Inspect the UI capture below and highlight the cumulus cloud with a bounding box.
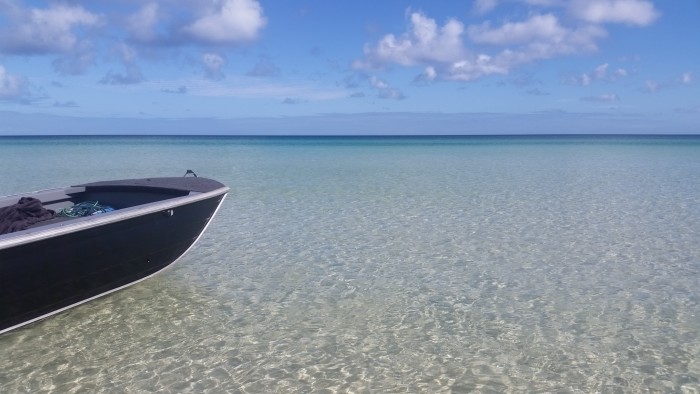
[356,10,612,83]
[414,66,438,84]
[0,3,101,55]
[355,12,466,69]
[468,14,567,45]
[202,52,227,80]
[355,0,660,85]
[458,15,605,79]
[469,14,606,56]
[121,0,268,47]
[569,0,659,26]
[447,55,508,81]
[183,0,267,45]
[355,11,506,82]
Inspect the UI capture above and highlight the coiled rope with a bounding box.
[58,201,114,217]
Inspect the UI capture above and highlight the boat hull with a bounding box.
[0,190,226,334]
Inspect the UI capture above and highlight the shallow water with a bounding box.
[1,136,699,393]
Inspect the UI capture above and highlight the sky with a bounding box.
[0,0,698,135]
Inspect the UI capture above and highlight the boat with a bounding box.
[0,174,228,334]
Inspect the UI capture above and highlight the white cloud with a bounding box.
[424,66,437,80]
[355,12,466,68]
[447,55,508,81]
[183,0,267,44]
[462,18,606,80]
[468,14,568,45]
[469,14,606,56]
[569,0,659,26]
[0,4,101,54]
[356,10,612,83]
[0,65,25,99]
[414,66,438,83]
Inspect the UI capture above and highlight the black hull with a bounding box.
[0,193,225,334]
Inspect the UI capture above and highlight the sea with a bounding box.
[0,135,699,393]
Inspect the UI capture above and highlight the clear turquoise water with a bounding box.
[1,135,699,393]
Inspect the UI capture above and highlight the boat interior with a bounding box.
[0,185,192,234]
[1,177,226,238]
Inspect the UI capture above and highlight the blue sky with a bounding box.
[0,0,698,135]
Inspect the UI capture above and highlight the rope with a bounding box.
[58,201,115,217]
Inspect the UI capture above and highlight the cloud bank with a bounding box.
[0,0,268,80]
[0,3,101,55]
[357,0,659,83]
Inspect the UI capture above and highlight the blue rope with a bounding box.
[58,201,114,217]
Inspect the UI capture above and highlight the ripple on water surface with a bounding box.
[1,136,700,393]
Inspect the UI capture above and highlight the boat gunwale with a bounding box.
[0,185,229,250]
